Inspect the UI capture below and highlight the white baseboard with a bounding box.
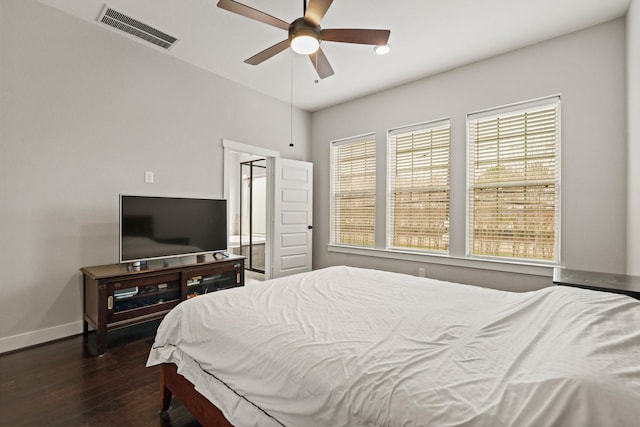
[0,321,84,354]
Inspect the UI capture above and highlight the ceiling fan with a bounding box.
[217,0,391,79]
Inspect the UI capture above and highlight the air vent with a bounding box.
[97,6,178,50]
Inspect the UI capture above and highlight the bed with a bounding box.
[147,265,640,426]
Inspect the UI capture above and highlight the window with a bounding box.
[388,120,450,252]
[330,134,376,247]
[467,96,560,262]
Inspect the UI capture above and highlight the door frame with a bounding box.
[223,139,279,280]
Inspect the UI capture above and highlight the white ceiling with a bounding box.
[39,0,629,112]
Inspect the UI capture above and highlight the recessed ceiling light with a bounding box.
[374,44,391,55]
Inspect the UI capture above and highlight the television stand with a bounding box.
[81,254,245,356]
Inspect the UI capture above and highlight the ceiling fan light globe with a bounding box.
[291,35,320,55]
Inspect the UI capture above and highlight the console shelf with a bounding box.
[81,254,245,355]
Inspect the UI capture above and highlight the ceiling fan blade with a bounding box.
[304,0,333,26]
[309,48,334,79]
[322,28,390,45]
[217,0,289,31]
[245,39,290,65]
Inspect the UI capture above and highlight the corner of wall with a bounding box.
[627,0,640,274]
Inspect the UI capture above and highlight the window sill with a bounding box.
[327,244,557,277]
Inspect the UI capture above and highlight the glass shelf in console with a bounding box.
[186,270,239,299]
[113,280,181,313]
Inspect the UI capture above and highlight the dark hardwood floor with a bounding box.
[0,321,200,427]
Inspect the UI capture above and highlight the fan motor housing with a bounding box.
[288,17,322,43]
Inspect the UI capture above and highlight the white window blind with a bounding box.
[330,134,376,247]
[388,120,450,252]
[467,97,560,262]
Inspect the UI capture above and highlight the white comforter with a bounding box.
[147,266,640,427]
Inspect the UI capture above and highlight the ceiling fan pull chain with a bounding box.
[290,52,295,147]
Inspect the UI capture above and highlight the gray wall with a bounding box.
[0,0,310,351]
[311,19,628,290]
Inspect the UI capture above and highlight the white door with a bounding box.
[270,158,313,279]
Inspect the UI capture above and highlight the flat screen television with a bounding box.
[119,195,227,263]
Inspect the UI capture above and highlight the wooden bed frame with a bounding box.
[160,363,234,427]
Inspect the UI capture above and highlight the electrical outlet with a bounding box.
[144,171,154,183]
[418,267,426,277]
